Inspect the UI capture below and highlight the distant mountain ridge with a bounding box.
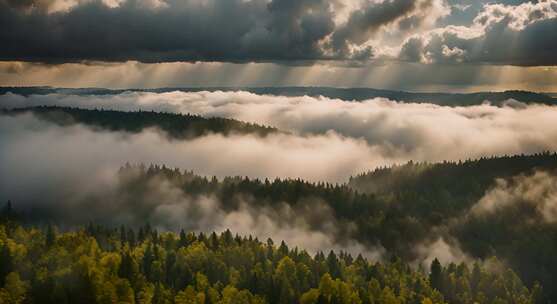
[1,86,556,106]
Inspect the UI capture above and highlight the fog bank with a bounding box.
[3,91,557,164]
[471,170,557,223]
[3,91,557,260]
[0,113,388,257]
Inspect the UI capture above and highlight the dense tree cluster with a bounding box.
[2,107,277,139]
[0,221,539,304]
[348,153,557,301]
[350,152,557,226]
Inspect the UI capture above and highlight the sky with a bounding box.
[1,0,556,92]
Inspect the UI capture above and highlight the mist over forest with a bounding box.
[0,88,556,303]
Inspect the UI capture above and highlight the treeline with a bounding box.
[0,219,540,304]
[349,152,557,219]
[1,107,278,139]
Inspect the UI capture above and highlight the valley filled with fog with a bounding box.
[2,88,557,303]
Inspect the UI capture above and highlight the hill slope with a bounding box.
[1,106,278,139]
[7,152,557,301]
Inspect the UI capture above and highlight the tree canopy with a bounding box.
[0,222,539,304]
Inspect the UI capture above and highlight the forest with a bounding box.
[1,107,277,139]
[2,152,557,303]
[0,213,541,304]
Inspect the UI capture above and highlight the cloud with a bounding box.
[0,113,385,258]
[470,170,557,223]
[3,90,557,164]
[120,173,383,258]
[0,0,336,63]
[330,0,449,58]
[398,0,557,65]
[474,1,557,31]
[414,237,471,268]
[0,112,394,184]
[152,196,384,258]
[0,0,443,63]
[3,91,557,262]
[1,0,555,66]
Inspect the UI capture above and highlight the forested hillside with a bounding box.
[0,216,540,304]
[349,154,557,301]
[1,107,277,139]
[349,153,557,218]
[7,153,556,302]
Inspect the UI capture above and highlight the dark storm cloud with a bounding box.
[0,0,447,63]
[0,0,336,63]
[400,18,557,65]
[0,0,556,65]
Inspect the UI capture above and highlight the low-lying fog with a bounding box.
[2,90,557,260]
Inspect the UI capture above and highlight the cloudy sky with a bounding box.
[1,0,556,91]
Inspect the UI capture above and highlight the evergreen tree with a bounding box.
[0,245,12,285]
[45,224,56,247]
[429,258,442,291]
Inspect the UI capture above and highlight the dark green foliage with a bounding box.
[429,259,442,291]
[45,224,55,247]
[1,201,21,225]
[0,223,538,304]
[0,244,12,286]
[349,153,557,301]
[2,106,277,139]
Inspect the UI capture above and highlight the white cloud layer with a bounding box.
[0,113,386,258]
[3,90,557,166]
[398,0,557,65]
[2,91,557,260]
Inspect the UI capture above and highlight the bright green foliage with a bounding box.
[0,223,538,304]
[0,272,28,304]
